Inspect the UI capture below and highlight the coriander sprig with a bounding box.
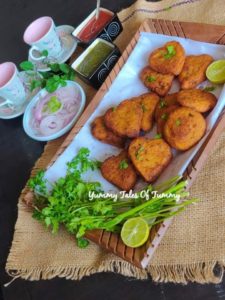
[20,58,75,93]
[29,147,198,248]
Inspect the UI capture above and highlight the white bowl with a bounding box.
[23,81,86,141]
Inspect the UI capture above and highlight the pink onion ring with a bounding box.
[39,115,64,136]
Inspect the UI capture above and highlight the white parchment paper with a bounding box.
[45,32,225,191]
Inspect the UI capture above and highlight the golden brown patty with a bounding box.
[128,137,172,182]
[178,55,214,89]
[155,93,179,121]
[104,99,143,138]
[140,66,174,97]
[91,116,125,148]
[100,150,137,191]
[163,107,206,151]
[149,41,185,75]
[133,93,159,131]
[156,104,180,134]
[177,89,217,113]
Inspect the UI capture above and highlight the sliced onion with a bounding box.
[39,115,64,136]
[34,96,53,121]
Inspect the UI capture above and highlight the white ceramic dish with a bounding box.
[23,81,86,141]
[28,25,77,72]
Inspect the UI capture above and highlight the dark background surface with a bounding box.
[0,0,225,299]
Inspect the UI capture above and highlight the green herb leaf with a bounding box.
[20,61,34,71]
[119,160,129,170]
[154,133,162,139]
[141,103,148,112]
[164,45,176,59]
[41,50,49,57]
[175,119,181,126]
[159,99,167,108]
[135,146,144,160]
[77,237,89,248]
[161,113,168,120]
[49,63,60,73]
[59,63,70,74]
[203,86,216,92]
[147,76,156,82]
[30,79,43,91]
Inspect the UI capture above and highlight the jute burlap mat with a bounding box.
[6,0,225,284]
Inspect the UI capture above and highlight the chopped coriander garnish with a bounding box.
[175,119,181,126]
[112,107,117,112]
[135,145,144,160]
[203,86,216,92]
[161,113,168,120]
[154,133,162,139]
[119,159,129,170]
[164,45,176,59]
[147,76,156,82]
[159,99,167,108]
[141,103,148,112]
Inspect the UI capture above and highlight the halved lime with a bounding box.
[121,217,149,248]
[206,60,225,84]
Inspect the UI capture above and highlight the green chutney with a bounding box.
[76,41,114,77]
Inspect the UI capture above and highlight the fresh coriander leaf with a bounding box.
[69,70,76,81]
[45,80,59,93]
[159,99,167,108]
[41,50,49,57]
[59,80,67,87]
[59,63,70,74]
[135,146,144,160]
[30,79,43,91]
[77,237,89,248]
[39,71,53,79]
[28,170,47,196]
[53,75,60,81]
[141,103,148,112]
[164,45,176,59]
[203,86,216,92]
[161,113,168,120]
[49,63,60,73]
[175,119,181,126]
[147,76,156,82]
[20,61,34,71]
[119,160,129,170]
[154,133,162,139]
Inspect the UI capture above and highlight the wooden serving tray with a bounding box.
[25,19,225,269]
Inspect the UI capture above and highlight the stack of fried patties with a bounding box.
[91,41,217,192]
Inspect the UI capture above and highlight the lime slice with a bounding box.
[121,217,149,248]
[206,60,225,84]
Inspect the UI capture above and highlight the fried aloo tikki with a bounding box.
[91,116,125,148]
[100,150,137,191]
[177,89,217,113]
[164,107,206,151]
[140,66,174,97]
[128,137,172,182]
[178,55,214,89]
[149,41,185,75]
[104,99,143,138]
